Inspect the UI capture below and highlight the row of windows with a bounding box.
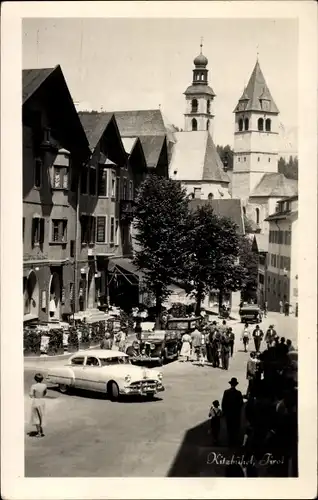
[191,99,211,114]
[237,156,271,163]
[238,117,271,132]
[24,215,120,248]
[191,118,210,131]
[269,230,292,245]
[267,275,289,298]
[34,159,134,200]
[269,253,291,270]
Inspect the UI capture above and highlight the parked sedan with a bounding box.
[45,349,165,401]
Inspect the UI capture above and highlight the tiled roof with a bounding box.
[139,135,166,168]
[78,111,114,150]
[114,109,166,137]
[169,131,229,183]
[234,60,279,113]
[250,173,298,198]
[189,198,245,235]
[22,66,56,103]
[184,84,215,97]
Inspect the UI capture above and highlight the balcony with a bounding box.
[120,199,135,223]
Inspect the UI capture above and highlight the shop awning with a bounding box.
[108,258,144,285]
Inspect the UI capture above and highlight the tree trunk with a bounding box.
[218,289,223,314]
[195,287,203,316]
[155,291,162,330]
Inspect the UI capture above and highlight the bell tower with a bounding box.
[184,41,216,135]
[231,58,280,202]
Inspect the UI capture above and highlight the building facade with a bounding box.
[265,196,298,314]
[23,65,90,323]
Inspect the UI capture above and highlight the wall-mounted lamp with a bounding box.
[35,267,39,271]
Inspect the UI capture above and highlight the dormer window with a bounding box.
[261,100,270,111]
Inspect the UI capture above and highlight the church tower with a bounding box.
[231,59,280,202]
[184,42,216,134]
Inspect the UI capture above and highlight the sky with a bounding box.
[22,17,298,152]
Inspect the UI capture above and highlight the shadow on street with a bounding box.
[47,386,163,403]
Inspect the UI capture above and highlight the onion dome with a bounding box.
[193,53,208,67]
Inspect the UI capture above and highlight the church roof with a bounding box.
[250,173,298,198]
[169,131,229,183]
[23,66,56,103]
[234,60,279,114]
[189,198,245,235]
[114,109,167,137]
[184,84,215,97]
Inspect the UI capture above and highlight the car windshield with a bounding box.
[99,356,130,366]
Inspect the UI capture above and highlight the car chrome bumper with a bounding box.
[121,384,165,395]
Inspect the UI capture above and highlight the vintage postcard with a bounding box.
[1,1,317,499]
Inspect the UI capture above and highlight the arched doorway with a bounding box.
[23,270,39,317]
[87,267,96,309]
[49,272,61,320]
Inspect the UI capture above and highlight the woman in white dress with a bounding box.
[179,333,192,362]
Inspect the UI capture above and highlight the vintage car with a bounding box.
[45,349,164,401]
[166,316,202,349]
[239,304,262,323]
[127,330,179,366]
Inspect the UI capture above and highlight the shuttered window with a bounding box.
[51,219,67,243]
[96,216,106,243]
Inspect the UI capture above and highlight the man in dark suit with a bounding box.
[222,377,243,447]
[265,324,277,347]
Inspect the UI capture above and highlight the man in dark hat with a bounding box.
[265,324,277,348]
[221,377,243,447]
[252,324,264,353]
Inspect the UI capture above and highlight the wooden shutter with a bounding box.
[39,218,45,244]
[96,216,106,243]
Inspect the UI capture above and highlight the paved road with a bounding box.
[24,312,297,477]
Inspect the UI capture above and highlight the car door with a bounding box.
[69,356,86,389]
[81,356,104,392]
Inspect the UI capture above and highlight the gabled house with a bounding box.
[23,64,90,323]
[77,111,147,316]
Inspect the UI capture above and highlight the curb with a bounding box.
[24,344,100,363]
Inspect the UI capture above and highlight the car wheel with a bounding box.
[59,384,69,394]
[108,381,120,402]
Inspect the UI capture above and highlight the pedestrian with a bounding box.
[227,327,235,357]
[100,331,112,350]
[219,320,227,336]
[277,336,289,359]
[241,323,251,352]
[179,332,192,362]
[29,373,47,438]
[220,331,231,370]
[118,329,127,352]
[211,326,221,368]
[208,400,222,444]
[222,377,243,447]
[265,324,277,348]
[286,339,295,352]
[284,301,290,316]
[199,331,207,366]
[279,300,283,314]
[263,301,268,318]
[191,327,202,363]
[246,352,257,398]
[252,324,264,353]
[126,340,140,358]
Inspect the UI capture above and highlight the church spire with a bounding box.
[233,59,279,113]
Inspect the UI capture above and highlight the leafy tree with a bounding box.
[238,236,259,301]
[216,145,234,170]
[181,204,245,315]
[278,156,298,179]
[133,175,189,328]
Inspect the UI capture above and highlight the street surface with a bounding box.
[24,312,297,477]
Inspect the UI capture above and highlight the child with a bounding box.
[208,400,222,444]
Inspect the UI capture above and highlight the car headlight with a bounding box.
[158,372,163,381]
[150,344,156,350]
[124,375,131,383]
